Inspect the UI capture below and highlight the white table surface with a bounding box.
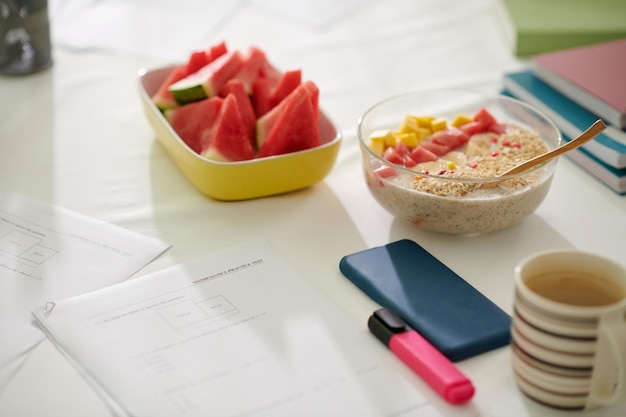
[1,0,625,416]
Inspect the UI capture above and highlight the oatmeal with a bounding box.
[411,126,549,197]
[360,104,559,234]
[366,170,553,234]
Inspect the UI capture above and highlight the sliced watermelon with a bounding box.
[224,46,267,95]
[419,141,450,156]
[220,79,256,149]
[410,146,438,163]
[487,122,507,134]
[383,146,403,165]
[458,121,484,136]
[152,65,188,111]
[251,76,272,118]
[269,69,301,108]
[250,57,284,117]
[169,50,244,104]
[473,108,498,129]
[208,41,228,61]
[403,155,417,168]
[165,96,223,154]
[253,69,304,117]
[186,50,210,74]
[160,45,326,161]
[374,166,397,179]
[302,81,320,127]
[394,140,411,157]
[255,81,320,151]
[256,84,320,158]
[202,94,255,162]
[430,128,470,149]
[259,57,282,88]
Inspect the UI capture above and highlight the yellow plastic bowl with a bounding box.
[138,66,342,201]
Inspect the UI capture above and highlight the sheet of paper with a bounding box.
[0,191,170,391]
[32,240,444,417]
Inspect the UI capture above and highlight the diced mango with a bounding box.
[451,113,473,127]
[369,133,387,149]
[430,117,447,132]
[414,127,431,142]
[384,131,397,147]
[415,115,435,129]
[369,133,386,144]
[398,115,421,134]
[368,139,386,156]
[397,132,418,148]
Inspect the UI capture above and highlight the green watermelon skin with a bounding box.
[256,84,320,158]
[165,97,223,154]
[169,50,244,104]
[152,65,188,111]
[202,94,255,162]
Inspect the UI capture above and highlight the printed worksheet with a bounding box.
[0,191,170,390]
[33,240,442,417]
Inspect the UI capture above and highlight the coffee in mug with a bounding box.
[511,250,626,410]
[525,270,625,307]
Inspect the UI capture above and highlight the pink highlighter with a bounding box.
[368,308,475,405]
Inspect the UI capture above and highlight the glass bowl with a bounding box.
[356,89,562,234]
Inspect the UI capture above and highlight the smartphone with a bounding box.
[339,239,510,362]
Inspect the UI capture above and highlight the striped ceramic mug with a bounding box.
[511,250,626,411]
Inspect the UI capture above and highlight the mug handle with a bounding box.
[587,308,626,408]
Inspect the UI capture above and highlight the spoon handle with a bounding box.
[499,119,606,177]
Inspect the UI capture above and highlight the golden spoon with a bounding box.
[482,119,606,188]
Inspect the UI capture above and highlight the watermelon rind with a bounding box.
[168,83,207,105]
[169,51,243,105]
[151,65,188,111]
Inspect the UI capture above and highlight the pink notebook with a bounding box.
[532,38,626,128]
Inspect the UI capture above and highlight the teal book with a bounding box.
[560,133,626,195]
[497,0,626,56]
[502,69,626,169]
[501,89,626,194]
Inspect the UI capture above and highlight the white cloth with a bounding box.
[1,0,625,416]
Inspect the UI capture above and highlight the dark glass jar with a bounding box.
[0,0,52,75]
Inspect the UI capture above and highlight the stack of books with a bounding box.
[498,0,626,56]
[502,38,626,195]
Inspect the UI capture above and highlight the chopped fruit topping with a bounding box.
[366,107,522,178]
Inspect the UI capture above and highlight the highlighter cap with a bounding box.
[368,308,409,346]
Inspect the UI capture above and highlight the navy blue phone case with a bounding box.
[339,239,511,362]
